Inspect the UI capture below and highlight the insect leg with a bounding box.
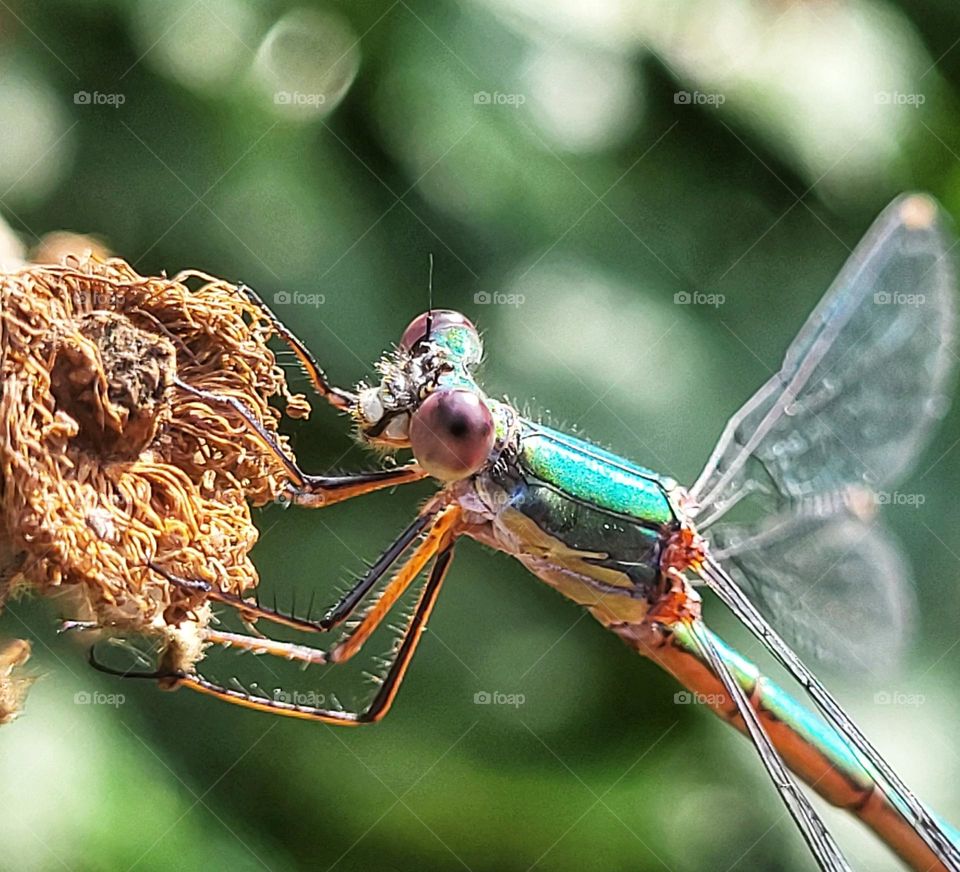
[173,377,426,503]
[237,282,356,411]
[165,504,459,666]
[92,545,456,724]
[152,505,457,633]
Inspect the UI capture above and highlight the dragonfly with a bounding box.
[95,194,960,871]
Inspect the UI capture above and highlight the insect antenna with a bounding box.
[426,252,434,340]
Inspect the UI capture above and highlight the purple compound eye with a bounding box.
[409,389,495,481]
[399,309,476,352]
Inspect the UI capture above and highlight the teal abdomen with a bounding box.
[519,423,677,528]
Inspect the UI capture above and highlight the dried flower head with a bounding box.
[0,255,310,673]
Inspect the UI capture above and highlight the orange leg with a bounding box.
[173,377,426,504]
[237,282,355,412]
[92,543,457,725]
[178,285,427,502]
[187,504,461,668]
[329,505,461,663]
[152,505,449,633]
[91,507,461,724]
[181,545,455,724]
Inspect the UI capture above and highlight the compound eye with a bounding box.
[399,309,476,352]
[409,389,494,481]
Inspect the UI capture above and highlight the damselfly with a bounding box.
[97,194,960,871]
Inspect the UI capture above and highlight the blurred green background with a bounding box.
[3,1,960,870]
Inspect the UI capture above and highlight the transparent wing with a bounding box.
[689,194,956,527]
[688,619,853,872]
[695,548,960,870]
[707,500,915,678]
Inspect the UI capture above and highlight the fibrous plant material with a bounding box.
[0,255,310,677]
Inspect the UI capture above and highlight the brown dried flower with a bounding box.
[0,255,310,676]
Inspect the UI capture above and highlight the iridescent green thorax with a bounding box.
[518,423,677,528]
[468,416,674,611]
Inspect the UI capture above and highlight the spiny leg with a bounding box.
[238,282,355,411]
[202,544,455,723]
[234,284,432,501]
[182,504,459,668]
[285,466,429,509]
[150,504,453,634]
[322,504,459,635]
[328,505,460,662]
[196,504,458,668]
[202,630,329,664]
[93,544,457,724]
[173,377,426,504]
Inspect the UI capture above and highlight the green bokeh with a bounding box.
[2,2,960,870]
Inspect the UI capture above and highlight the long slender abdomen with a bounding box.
[621,619,956,872]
